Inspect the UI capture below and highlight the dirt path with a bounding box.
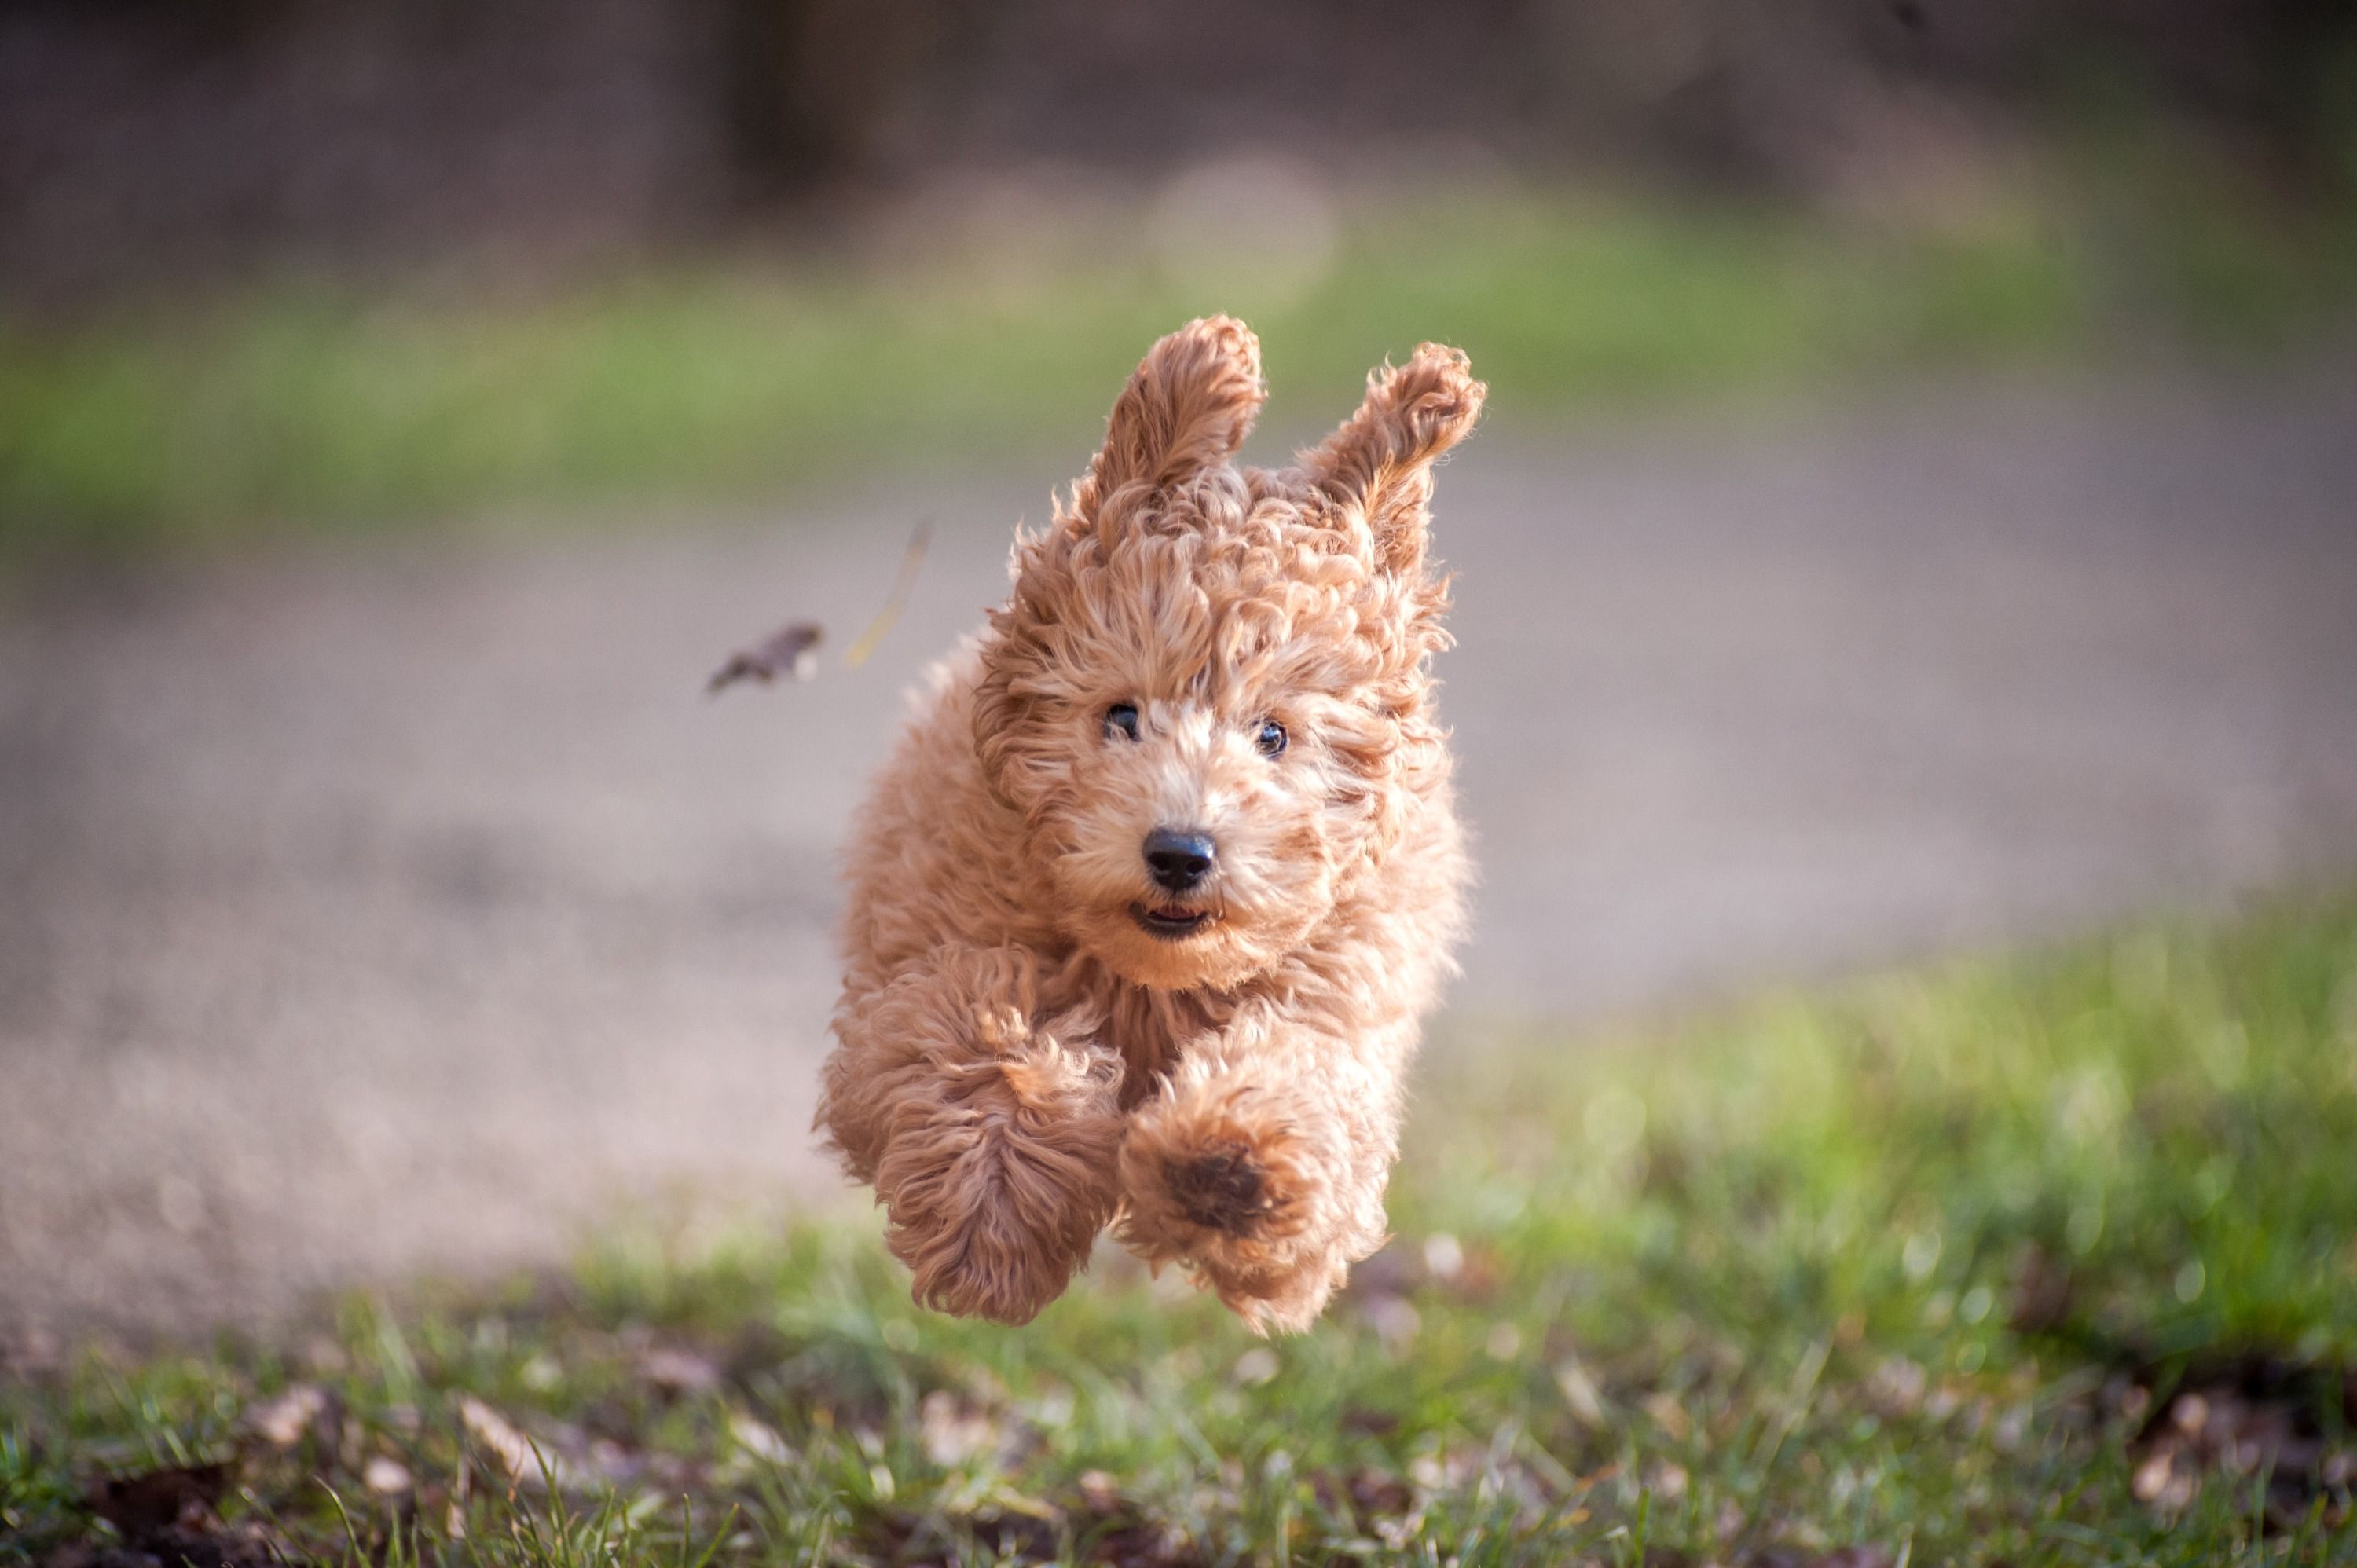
[6,366,2356,1343]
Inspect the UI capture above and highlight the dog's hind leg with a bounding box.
[816,946,1125,1324]
[1114,1005,1413,1334]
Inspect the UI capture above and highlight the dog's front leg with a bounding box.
[816,946,1125,1324]
[1115,1004,1410,1333]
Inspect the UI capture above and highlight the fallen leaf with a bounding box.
[364,1455,413,1496]
[638,1344,721,1395]
[1642,1390,1693,1442]
[61,1522,285,1568]
[244,1383,328,1447]
[1347,1470,1413,1520]
[1076,1467,1123,1514]
[2007,1242,2075,1334]
[585,1437,645,1486]
[918,1387,1003,1467]
[2123,1353,2348,1524]
[2132,1443,2195,1513]
[707,621,822,694]
[727,1410,793,1465]
[1553,1355,1608,1430]
[458,1394,564,1490]
[1864,1357,1928,1419]
[1232,1347,1281,1387]
[1308,1467,1415,1532]
[88,1461,230,1537]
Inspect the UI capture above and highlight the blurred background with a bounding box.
[4,0,2357,1346]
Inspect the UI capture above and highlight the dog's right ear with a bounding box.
[1300,343,1483,577]
[1071,317,1266,523]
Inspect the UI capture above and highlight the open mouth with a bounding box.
[1132,903,1215,940]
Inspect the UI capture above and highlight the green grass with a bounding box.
[6,896,2355,1564]
[5,179,2351,559]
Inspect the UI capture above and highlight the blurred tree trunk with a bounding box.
[718,0,940,195]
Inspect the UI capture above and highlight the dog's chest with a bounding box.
[1069,977,1230,1108]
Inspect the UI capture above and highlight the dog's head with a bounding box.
[973,317,1483,991]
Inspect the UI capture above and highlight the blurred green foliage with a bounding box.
[3,180,2349,559]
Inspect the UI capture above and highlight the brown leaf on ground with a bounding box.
[706,621,822,694]
[242,1382,330,1447]
[636,1343,722,1396]
[86,1461,229,1537]
[46,1522,284,1568]
[2126,1355,2355,1526]
[917,1387,1007,1467]
[2006,1242,2074,1334]
[363,1454,414,1497]
[859,1507,1068,1567]
[458,1394,566,1490]
[1074,1508,1204,1568]
[1075,1468,1123,1515]
[1310,1467,1396,1528]
[1864,1357,1928,1419]
[1050,1472,1204,1567]
[1343,1468,1413,1523]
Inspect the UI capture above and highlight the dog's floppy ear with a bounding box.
[1073,317,1265,518]
[1301,343,1484,574]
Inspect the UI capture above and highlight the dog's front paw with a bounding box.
[871,1035,1124,1325]
[886,1174,1098,1326]
[1116,1083,1350,1333]
[1164,1136,1278,1235]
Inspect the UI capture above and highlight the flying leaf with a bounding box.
[706,621,823,694]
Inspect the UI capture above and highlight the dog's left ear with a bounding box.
[1301,343,1484,575]
[1074,317,1266,522]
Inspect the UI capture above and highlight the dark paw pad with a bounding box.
[1167,1138,1270,1235]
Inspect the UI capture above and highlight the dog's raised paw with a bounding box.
[1165,1138,1274,1235]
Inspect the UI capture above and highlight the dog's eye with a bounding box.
[1105,703,1141,741]
[1254,719,1288,757]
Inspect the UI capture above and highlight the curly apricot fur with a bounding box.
[816,317,1482,1332]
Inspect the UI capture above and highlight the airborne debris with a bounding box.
[706,518,932,694]
[706,621,822,693]
[843,518,932,669]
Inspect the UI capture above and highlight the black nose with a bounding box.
[1143,827,1216,893]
